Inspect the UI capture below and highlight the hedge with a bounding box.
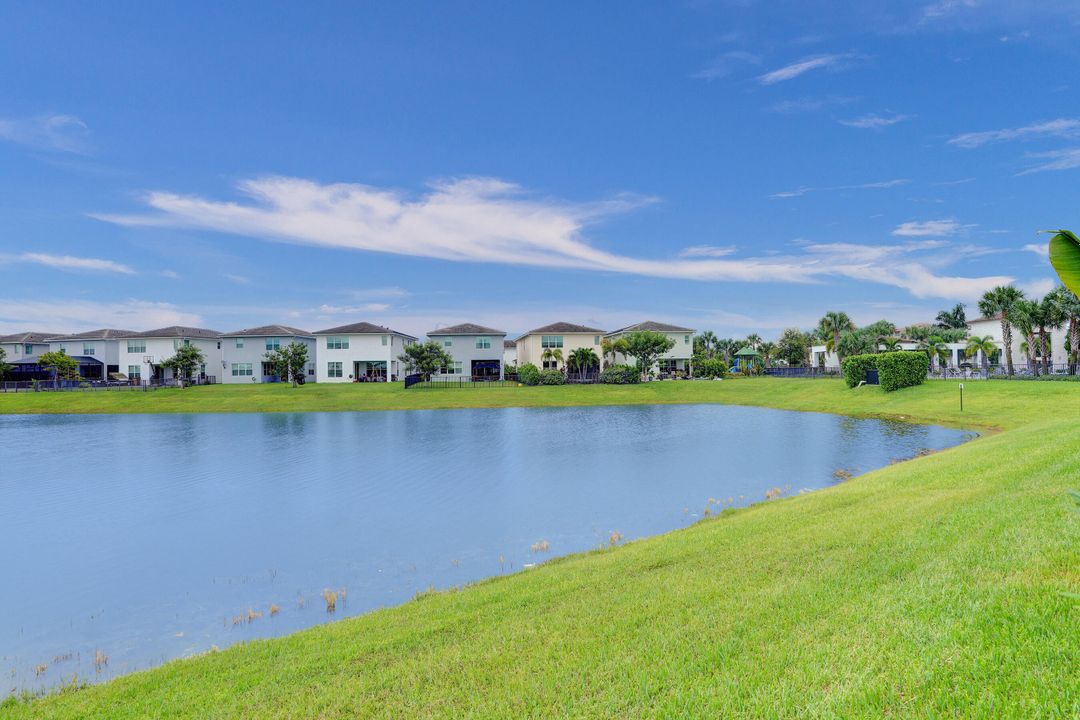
[841,353,879,388]
[599,364,641,384]
[876,351,928,392]
[695,358,729,379]
[517,363,540,386]
[538,369,566,385]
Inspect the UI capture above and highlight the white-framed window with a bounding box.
[307,366,315,376]
[128,365,141,379]
[381,335,388,346]
[442,361,463,375]
[24,343,33,354]
[326,336,348,350]
[83,343,96,355]
[594,336,601,345]
[231,363,254,377]
[127,340,146,353]
[443,338,453,347]
[542,360,560,369]
[235,338,244,349]
[541,335,563,348]
[475,336,491,349]
[684,335,690,345]
[172,339,190,350]
[327,361,343,378]
[59,344,66,352]
[265,337,280,351]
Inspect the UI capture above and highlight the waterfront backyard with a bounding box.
[2,379,1077,717]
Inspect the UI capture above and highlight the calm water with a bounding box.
[0,405,974,694]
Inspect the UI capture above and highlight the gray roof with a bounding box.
[220,324,313,338]
[10,355,101,365]
[503,339,516,349]
[426,323,506,337]
[126,326,221,339]
[606,320,694,335]
[313,321,417,339]
[49,328,137,341]
[517,322,606,340]
[0,331,63,344]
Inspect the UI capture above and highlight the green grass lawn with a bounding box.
[3,379,1078,718]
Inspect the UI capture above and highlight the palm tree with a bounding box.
[745,333,762,351]
[715,338,736,365]
[966,335,997,376]
[1010,299,1041,376]
[978,286,1025,376]
[1047,284,1080,374]
[758,341,775,368]
[920,334,951,378]
[567,347,599,380]
[817,311,855,364]
[1038,293,1066,375]
[934,303,967,329]
[879,336,901,352]
[700,330,718,359]
[541,347,564,370]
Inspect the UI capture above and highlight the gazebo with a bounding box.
[732,346,762,372]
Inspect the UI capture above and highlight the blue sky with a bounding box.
[2,1,1079,338]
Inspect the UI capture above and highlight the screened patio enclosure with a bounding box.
[353,360,387,381]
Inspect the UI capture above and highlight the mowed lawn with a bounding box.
[3,379,1078,718]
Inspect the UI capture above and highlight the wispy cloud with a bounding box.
[0,299,200,335]
[692,51,761,80]
[316,303,393,315]
[1,252,135,274]
[891,219,966,237]
[1017,148,1080,174]
[839,113,912,129]
[160,270,181,279]
[349,287,410,299]
[921,0,980,23]
[95,175,1006,300]
[678,245,737,258]
[223,273,251,285]
[0,114,90,153]
[767,96,853,114]
[948,118,1080,148]
[1022,242,1049,258]
[771,178,908,199]
[758,54,852,85]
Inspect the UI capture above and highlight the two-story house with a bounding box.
[606,321,696,377]
[312,322,417,383]
[514,322,606,370]
[118,326,222,384]
[426,323,507,380]
[219,325,317,383]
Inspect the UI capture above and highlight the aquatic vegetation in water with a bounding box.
[530,540,551,553]
[321,590,337,613]
[608,531,624,547]
[269,603,280,617]
[93,650,108,672]
[765,487,783,500]
[833,468,855,482]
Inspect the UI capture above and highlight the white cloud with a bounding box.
[678,245,737,258]
[316,303,392,315]
[891,219,964,237]
[839,113,911,129]
[948,118,1080,148]
[223,273,251,285]
[0,299,201,335]
[1,252,135,274]
[160,270,181,279]
[95,175,1006,300]
[1017,147,1080,174]
[768,96,853,114]
[758,54,850,85]
[771,178,908,199]
[0,114,90,153]
[921,0,980,22]
[349,287,410,299]
[1022,242,1049,258]
[692,51,761,80]
[1018,277,1056,297]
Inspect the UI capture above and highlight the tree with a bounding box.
[1038,293,1066,374]
[978,285,1025,376]
[622,330,675,379]
[879,336,902,352]
[758,341,776,368]
[398,340,452,381]
[1010,299,1042,376]
[715,338,737,365]
[776,328,811,367]
[935,303,967,329]
[920,334,951,377]
[541,347,564,370]
[745,333,762,351]
[38,349,80,383]
[0,346,9,380]
[264,341,310,387]
[1047,284,1080,375]
[966,335,997,375]
[837,329,875,359]
[161,344,206,386]
[698,330,718,359]
[1047,229,1080,296]
[817,311,855,363]
[567,347,599,380]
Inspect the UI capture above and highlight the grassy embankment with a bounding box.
[3,379,1078,718]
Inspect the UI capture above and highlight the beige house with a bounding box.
[514,322,605,369]
[606,321,695,376]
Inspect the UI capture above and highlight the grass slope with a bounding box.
[4,380,1078,718]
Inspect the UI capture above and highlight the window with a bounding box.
[59,344,66,352]
[327,361,343,378]
[442,361,463,375]
[173,339,191,350]
[235,338,244,349]
[541,335,563,348]
[443,338,453,347]
[475,336,491,349]
[381,335,388,346]
[594,336,601,345]
[24,343,33,354]
[231,363,254,377]
[684,335,690,345]
[127,340,146,353]
[542,360,560,370]
[83,343,96,355]
[307,366,315,376]
[127,365,141,379]
[265,337,280,351]
[326,336,349,350]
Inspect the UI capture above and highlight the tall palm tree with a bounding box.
[699,330,718,359]
[1047,284,1080,375]
[1038,293,1066,374]
[934,303,967,329]
[817,311,855,364]
[920,334,951,378]
[1011,299,1042,376]
[715,338,736,365]
[745,333,762,351]
[966,335,997,376]
[878,336,901,352]
[758,341,775,368]
[978,286,1025,376]
[567,347,599,380]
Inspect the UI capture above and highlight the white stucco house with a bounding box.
[48,329,136,380]
[219,325,317,383]
[503,340,517,373]
[118,326,222,384]
[966,313,1069,371]
[515,322,606,370]
[426,323,507,380]
[312,321,417,383]
[0,331,61,363]
[606,321,696,376]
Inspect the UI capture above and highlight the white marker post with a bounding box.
[959,383,964,412]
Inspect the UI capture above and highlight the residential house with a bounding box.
[118,326,222,384]
[312,322,417,383]
[219,325,317,383]
[48,329,137,380]
[503,340,517,373]
[0,331,61,363]
[606,321,695,376]
[514,322,606,370]
[426,323,507,380]
[967,313,1068,370]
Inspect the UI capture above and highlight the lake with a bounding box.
[0,404,974,694]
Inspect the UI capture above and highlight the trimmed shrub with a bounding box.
[876,351,928,392]
[538,369,565,385]
[695,358,729,379]
[517,363,541,386]
[599,364,641,384]
[841,353,879,388]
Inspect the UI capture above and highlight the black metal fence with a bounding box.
[404,374,520,390]
[764,367,842,378]
[0,376,218,392]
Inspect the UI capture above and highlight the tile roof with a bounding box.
[313,321,417,339]
[48,328,137,341]
[426,323,506,336]
[517,322,606,340]
[220,324,313,338]
[0,331,63,343]
[606,320,695,335]
[503,339,516,349]
[126,326,222,339]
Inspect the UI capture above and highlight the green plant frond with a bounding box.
[1046,230,1080,296]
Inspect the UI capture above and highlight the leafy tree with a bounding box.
[714,338,738,365]
[694,357,728,378]
[0,346,9,380]
[935,303,967,329]
[1047,229,1080,296]
[161,344,206,386]
[758,341,776,368]
[698,330,718,359]
[264,341,310,387]
[837,329,876,359]
[978,285,1025,376]
[776,328,811,367]
[879,336,902,352]
[397,340,452,381]
[920,334,951,377]
[1047,284,1080,374]
[622,330,675,379]
[903,324,932,343]
[861,320,898,339]
[566,347,599,380]
[38,349,80,382]
[744,333,762,351]
[1011,299,1043,376]
[817,311,855,363]
[965,335,997,374]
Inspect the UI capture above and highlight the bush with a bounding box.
[695,358,729,379]
[876,351,928,392]
[517,363,540,386]
[539,369,565,385]
[599,364,641,384]
[841,353,879,388]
